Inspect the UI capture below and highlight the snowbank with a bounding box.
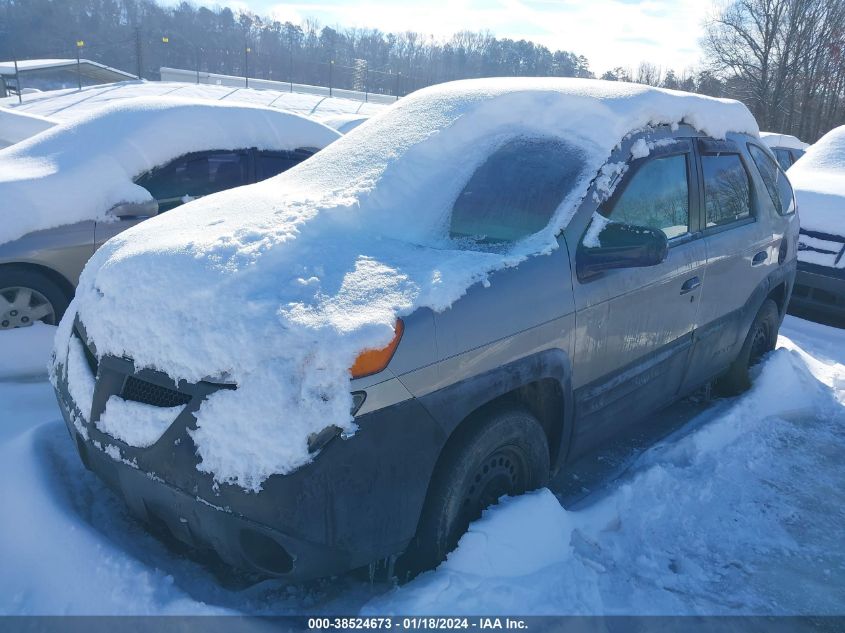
[367,325,845,615]
[0,107,56,147]
[789,125,845,242]
[0,97,340,247]
[0,323,55,380]
[0,80,385,123]
[62,78,759,491]
[759,131,809,151]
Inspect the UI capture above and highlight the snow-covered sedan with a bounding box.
[760,131,809,170]
[0,97,340,329]
[787,125,845,320]
[51,78,798,581]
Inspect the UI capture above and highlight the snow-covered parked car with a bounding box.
[760,131,809,170]
[786,125,845,320]
[0,107,56,149]
[51,78,798,581]
[0,97,340,329]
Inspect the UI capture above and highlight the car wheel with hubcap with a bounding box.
[0,268,70,329]
[395,406,550,581]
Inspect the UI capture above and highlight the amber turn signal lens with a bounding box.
[350,319,405,379]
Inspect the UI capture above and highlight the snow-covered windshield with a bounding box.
[449,137,586,245]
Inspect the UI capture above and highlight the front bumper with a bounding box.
[788,263,845,320]
[53,332,446,580]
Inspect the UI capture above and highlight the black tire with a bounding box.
[714,298,779,396]
[395,406,550,581]
[0,267,71,329]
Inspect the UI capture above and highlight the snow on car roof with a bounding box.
[63,77,759,490]
[0,107,55,148]
[0,96,341,246]
[0,80,385,123]
[759,131,809,151]
[787,125,845,239]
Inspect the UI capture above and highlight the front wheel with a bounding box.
[714,298,779,396]
[395,406,550,581]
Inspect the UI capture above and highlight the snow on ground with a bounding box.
[0,322,54,380]
[1,315,843,615]
[61,78,759,490]
[0,80,385,126]
[0,97,340,246]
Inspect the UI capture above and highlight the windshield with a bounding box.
[449,137,586,245]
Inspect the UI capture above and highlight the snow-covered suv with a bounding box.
[786,125,845,321]
[51,79,799,581]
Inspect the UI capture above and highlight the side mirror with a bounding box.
[107,199,159,219]
[577,221,669,278]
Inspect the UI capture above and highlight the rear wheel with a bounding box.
[395,406,550,581]
[0,268,70,329]
[714,298,779,396]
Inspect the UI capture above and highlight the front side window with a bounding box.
[136,150,250,211]
[702,154,753,228]
[601,153,690,240]
[748,144,795,216]
[449,137,585,244]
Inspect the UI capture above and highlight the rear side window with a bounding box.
[701,154,753,228]
[449,137,585,244]
[601,154,690,239]
[256,148,315,180]
[774,148,793,170]
[136,150,250,211]
[748,144,795,216]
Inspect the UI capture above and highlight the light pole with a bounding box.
[329,59,334,97]
[244,45,250,88]
[75,40,84,90]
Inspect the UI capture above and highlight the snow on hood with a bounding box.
[788,125,845,236]
[0,96,341,246]
[759,131,809,151]
[61,78,759,491]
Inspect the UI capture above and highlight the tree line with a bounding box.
[0,0,842,140]
[0,0,592,97]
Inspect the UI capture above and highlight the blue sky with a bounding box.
[176,0,714,74]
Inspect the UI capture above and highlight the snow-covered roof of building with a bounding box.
[788,126,845,263]
[64,77,760,490]
[0,96,341,246]
[0,58,137,82]
[0,80,385,123]
[759,132,809,151]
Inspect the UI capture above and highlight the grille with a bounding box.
[121,375,192,408]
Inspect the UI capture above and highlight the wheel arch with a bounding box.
[0,261,76,302]
[418,348,575,481]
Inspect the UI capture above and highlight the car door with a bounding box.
[94,149,253,248]
[683,138,780,388]
[569,133,707,450]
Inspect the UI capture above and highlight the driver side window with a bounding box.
[600,153,691,240]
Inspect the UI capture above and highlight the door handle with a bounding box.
[752,251,767,266]
[680,276,701,294]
